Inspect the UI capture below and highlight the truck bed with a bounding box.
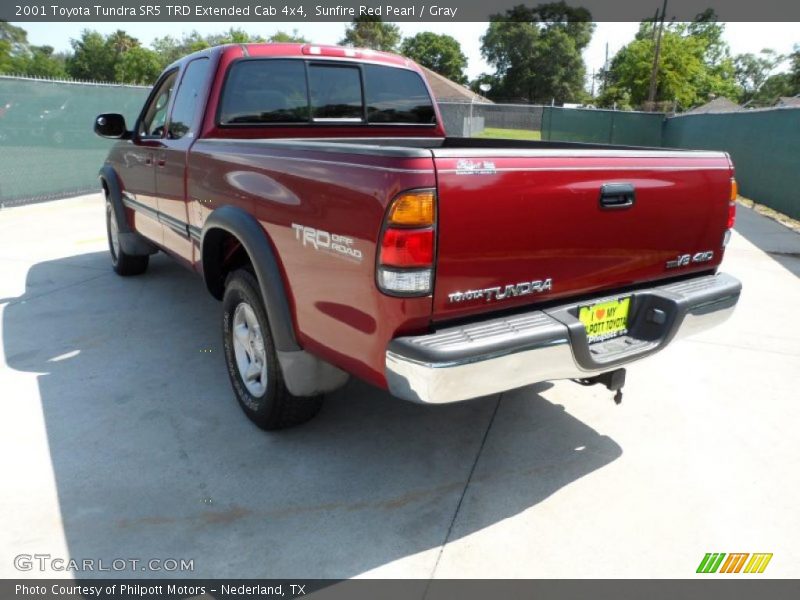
[192,136,732,324]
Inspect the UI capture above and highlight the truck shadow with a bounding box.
[2,251,621,578]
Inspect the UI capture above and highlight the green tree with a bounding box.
[790,44,800,94]
[66,30,117,81]
[750,73,793,105]
[600,14,739,110]
[340,16,401,52]
[204,27,265,47]
[1,22,66,77]
[469,73,500,96]
[151,32,205,69]
[21,46,67,78]
[734,50,785,104]
[115,46,162,84]
[152,29,268,70]
[683,14,738,104]
[268,29,308,43]
[400,32,468,84]
[0,21,28,59]
[480,2,595,103]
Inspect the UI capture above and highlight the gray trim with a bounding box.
[121,194,193,239]
[199,137,728,164]
[545,273,741,371]
[431,148,728,159]
[277,350,349,396]
[120,194,157,220]
[437,166,731,174]
[159,211,190,237]
[386,272,741,404]
[98,166,157,256]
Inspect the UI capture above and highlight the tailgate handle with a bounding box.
[599,183,635,209]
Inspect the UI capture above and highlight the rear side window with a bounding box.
[218,59,436,126]
[219,60,309,124]
[364,64,436,124]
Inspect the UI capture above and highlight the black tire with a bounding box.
[222,269,323,430]
[106,199,149,276]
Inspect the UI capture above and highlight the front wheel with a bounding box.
[222,269,323,430]
[106,199,148,276]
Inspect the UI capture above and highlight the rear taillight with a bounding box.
[377,189,436,296]
[723,177,737,247]
[727,177,737,229]
[380,229,434,267]
[726,201,737,230]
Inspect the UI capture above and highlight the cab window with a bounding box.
[168,58,210,139]
[139,70,178,138]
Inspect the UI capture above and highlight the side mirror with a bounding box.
[94,113,129,139]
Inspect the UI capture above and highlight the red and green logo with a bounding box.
[697,553,773,574]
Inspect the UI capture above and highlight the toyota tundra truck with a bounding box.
[94,43,741,430]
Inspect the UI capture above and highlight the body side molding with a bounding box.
[98,165,158,256]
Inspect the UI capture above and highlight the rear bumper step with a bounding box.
[385,272,741,404]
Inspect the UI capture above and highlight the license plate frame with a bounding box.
[578,297,632,343]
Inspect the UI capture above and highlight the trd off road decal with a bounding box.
[291,224,363,262]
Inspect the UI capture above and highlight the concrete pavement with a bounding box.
[0,194,798,579]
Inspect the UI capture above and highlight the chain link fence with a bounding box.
[0,75,149,207]
[438,102,544,137]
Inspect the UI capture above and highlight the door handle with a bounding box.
[157,159,166,167]
[144,156,152,165]
[599,183,635,209]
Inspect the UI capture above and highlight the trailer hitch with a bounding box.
[573,368,626,404]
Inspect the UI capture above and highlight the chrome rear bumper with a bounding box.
[385,272,741,404]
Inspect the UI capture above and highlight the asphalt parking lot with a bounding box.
[1,193,798,579]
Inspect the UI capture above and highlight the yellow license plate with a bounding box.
[579,297,631,343]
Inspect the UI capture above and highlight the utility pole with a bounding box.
[603,42,609,92]
[651,8,660,42]
[647,0,668,111]
[591,68,595,97]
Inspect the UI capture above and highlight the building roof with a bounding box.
[419,66,492,104]
[686,97,743,114]
[776,96,800,107]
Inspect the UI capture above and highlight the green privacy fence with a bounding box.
[662,109,800,220]
[0,76,149,206]
[541,105,800,220]
[541,106,664,147]
[2,76,798,221]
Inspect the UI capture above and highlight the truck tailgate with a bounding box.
[431,149,733,321]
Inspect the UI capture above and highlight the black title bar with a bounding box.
[5,0,800,22]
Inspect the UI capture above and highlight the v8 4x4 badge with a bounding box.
[666,250,714,269]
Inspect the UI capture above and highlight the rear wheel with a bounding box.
[106,199,149,276]
[222,269,323,430]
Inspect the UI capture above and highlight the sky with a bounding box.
[12,21,800,87]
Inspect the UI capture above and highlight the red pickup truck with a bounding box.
[94,43,741,430]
